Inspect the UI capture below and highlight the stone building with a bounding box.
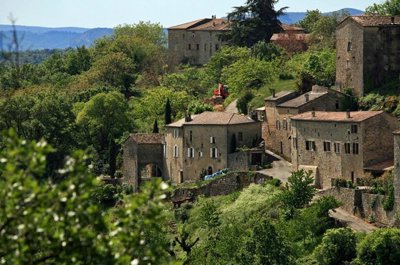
[262,85,345,161]
[336,15,400,97]
[270,24,309,53]
[168,17,229,65]
[122,133,164,192]
[291,111,400,189]
[165,111,262,183]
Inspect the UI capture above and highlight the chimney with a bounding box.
[185,113,192,122]
[270,88,276,98]
[391,16,395,24]
[305,93,309,102]
[312,111,316,117]
[212,15,216,19]
[346,110,351,119]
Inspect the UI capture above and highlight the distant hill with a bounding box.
[0,8,364,51]
[0,25,113,50]
[279,8,364,25]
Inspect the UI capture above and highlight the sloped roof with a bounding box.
[281,24,305,31]
[340,15,400,27]
[265,91,297,101]
[190,18,230,31]
[277,91,328,108]
[168,18,230,31]
[168,18,210,30]
[167,112,256,127]
[129,133,164,144]
[291,111,384,122]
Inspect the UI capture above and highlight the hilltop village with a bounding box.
[123,15,400,225]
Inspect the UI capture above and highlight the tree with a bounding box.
[0,130,172,264]
[152,119,159,133]
[366,0,400,16]
[76,91,133,176]
[224,0,287,47]
[237,90,254,115]
[221,57,278,94]
[357,228,400,265]
[282,169,316,210]
[298,10,323,33]
[313,228,357,265]
[165,98,172,125]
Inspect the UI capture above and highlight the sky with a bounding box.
[0,0,381,28]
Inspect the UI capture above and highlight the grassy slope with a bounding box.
[249,79,297,109]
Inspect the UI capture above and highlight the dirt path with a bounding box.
[224,99,238,113]
[329,208,377,233]
[257,150,292,184]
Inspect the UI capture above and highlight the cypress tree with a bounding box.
[165,98,172,125]
[152,119,159,133]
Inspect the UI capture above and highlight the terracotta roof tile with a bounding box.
[350,15,400,27]
[167,112,256,127]
[281,24,305,31]
[291,111,384,122]
[129,133,164,144]
[190,18,230,31]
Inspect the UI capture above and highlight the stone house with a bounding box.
[122,133,164,192]
[168,16,229,65]
[270,24,309,53]
[262,85,345,161]
[165,111,262,183]
[291,111,400,189]
[336,15,400,97]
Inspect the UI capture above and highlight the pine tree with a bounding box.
[165,98,172,125]
[224,0,287,47]
[153,119,159,133]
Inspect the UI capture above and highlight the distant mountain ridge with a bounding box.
[0,8,363,51]
[279,8,364,24]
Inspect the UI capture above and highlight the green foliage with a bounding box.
[282,170,316,210]
[366,0,400,16]
[199,200,221,230]
[165,98,172,125]
[298,9,323,33]
[187,101,213,114]
[205,46,251,83]
[237,90,255,114]
[224,0,287,47]
[252,41,284,61]
[221,57,278,94]
[357,228,400,265]
[383,183,395,211]
[76,91,133,175]
[313,228,357,265]
[162,66,212,98]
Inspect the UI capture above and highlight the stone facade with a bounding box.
[165,112,261,183]
[262,86,344,161]
[393,131,400,206]
[122,134,164,192]
[168,17,229,65]
[291,111,400,189]
[336,16,400,97]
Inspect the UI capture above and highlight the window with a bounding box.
[335,100,339,110]
[293,137,298,149]
[323,141,331,152]
[210,136,215,144]
[196,44,200,50]
[210,147,218,158]
[276,120,281,130]
[305,140,316,151]
[215,44,219,51]
[353,143,359,155]
[351,124,358,134]
[163,144,166,157]
[238,132,243,141]
[345,143,351,154]
[346,59,350,69]
[173,145,179,158]
[173,129,179,138]
[188,44,191,50]
[283,120,287,130]
[187,147,194,158]
[189,130,193,142]
[347,41,352,51]
[334,143,340,153]
[198,151,203,157]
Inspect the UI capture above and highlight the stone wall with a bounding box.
[319,187,398,225]
[171,172,272,202]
